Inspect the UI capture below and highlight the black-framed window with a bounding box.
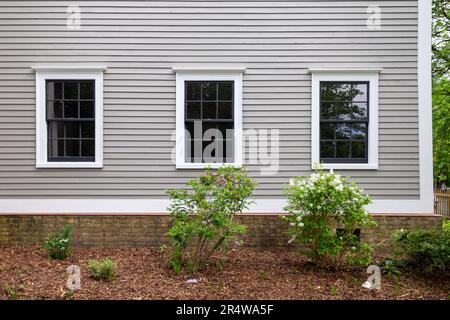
[319,81,369,163]
[46,80,95,162]
[184,81,234,163]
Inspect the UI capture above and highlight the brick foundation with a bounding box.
[0,214,442,253]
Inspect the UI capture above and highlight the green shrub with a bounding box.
[166,166,256,273]
[43,224,72,260]
[283,165,376,269]
[443,219,450,232]
[393,221,450,272]
[87,258,117,281]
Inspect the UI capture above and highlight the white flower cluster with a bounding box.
[292,169,345,192]
[329,169,344,191]
[289,211,305,228]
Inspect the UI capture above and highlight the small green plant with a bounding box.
[3,284,19,300]
[259,270,269,281]
[352,277,362,286]
[381,259,402,280]
[166,166,256,273]
[393,222,450,272]
[330,286,338,295]
[43,224,72,260]
[87,258,117,281]
[283,165,377,269]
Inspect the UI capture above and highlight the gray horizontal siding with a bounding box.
[0,0,420,199]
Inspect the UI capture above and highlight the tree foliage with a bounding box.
[432,0,450,186]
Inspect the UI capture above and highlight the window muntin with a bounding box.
[46,80,95,162]
[319,81,369,163]
[184,81,234,163]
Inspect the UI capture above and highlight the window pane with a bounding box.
[218,122,234,140]
[186,102,201,119]
[81,122,95,138]
[320,123,334,140]
[186,82,201,100]
[185,121,194,140]
[202,102,217,119]
[80,81,94,99]
[353,103,367,120]
[64,101,78,118]
[335,102,352,121]
[46,81,62,100]
[321,83,352,101]
[186,139,203,163]
[352,84,367,101]
[336,141,350,158]
[185,121,202,162]
[202,122,218,139]
[80,101,94,118]
[47,101,63,119]
[320,141,334,158]
[65,123,80,139]
[202,82,217,100]
[218,102,233,119]
[81,140,95,157]
[335,123,351,140]
[202,140,217,161]
[65,140,80,157]
[64,81,78,99]
[224,139,234,163]
[320,102,336,119]
[352,141,366,159]
[49,139,65,157]
[48,122,64,139]
[218,82,233,100]
[351,123,366,140]
[320,83,335,101]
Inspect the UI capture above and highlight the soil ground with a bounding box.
[0,246,448,300]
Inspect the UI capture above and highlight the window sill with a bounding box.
[36,162,103,169]
[176,162,242,169]
[318,163,378,170]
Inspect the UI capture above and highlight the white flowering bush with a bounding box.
[283,166,376,269]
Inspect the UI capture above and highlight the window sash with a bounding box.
[184,81,235,163]
[319,81,369,163]
[45,80,96,162]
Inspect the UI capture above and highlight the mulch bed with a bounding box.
[0,246,448,300]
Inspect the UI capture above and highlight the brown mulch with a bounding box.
[0,246,448,300]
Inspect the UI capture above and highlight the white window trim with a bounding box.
[173,67,244,169]
[33,66,106,168]
[309,69,381,170]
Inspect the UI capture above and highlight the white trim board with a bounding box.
[34,68,105,168]
[174,68,244,169]
[309,71,379,170]
[0,198,431,214]
[417,0,434,214]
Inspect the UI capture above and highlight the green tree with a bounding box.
[432,0,450,186]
